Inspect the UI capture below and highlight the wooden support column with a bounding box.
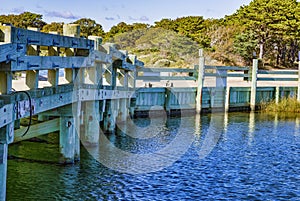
[275,86,280,104]
[216,69,227,88]
[48,37,60,87]
[26,27,40,90]
[88,36,102,51]
[196,49,205,114]
[103,99,119,132]
[124,71,129,90]
[63,24,80,84]
[88,36,104,86]
[118,98,128,122]
[26,70,39,89]
[63,24,80,37]
[82,101,100,146]
[298,51,300,102]
[82,61,101,146]
[48,69,59,87]
[0,122,14,200]
[250,59,258,111]
[0,72,12,94]
[111,62,118,89]
[59,116,76,163]
[27,27,40,56]
[225,86,231,112]
[0,143,8,201]
[86,64,101,86]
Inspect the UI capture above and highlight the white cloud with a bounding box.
[45,11,81,20]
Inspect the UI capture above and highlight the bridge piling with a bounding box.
[59,116,77,163]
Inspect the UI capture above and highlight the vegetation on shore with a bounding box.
[1,0,300,68]
[262,97,300,113]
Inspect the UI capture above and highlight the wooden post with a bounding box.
[88,36,102,51]
[0,68,14,201]
[298,51,300,102]
[103,100,119,132]
[124,71,129,90]
[26,70,39,89]
[275,86,280,104]
[111,61,119,89]
[82,101,100,146]
[0,72,12,94]
[83,62,101,146]
[59,116,76,163]
[225,86,230,112]
[48,70,59,87]
[130,55,138,90]
[0,120,14,200]
[216,69,227,88]
[27,27,40,56]
[63,24,80,37]
[0,143,7,201]
[48,34,60,86]
[196,49,205,114]
[63,24,80,84]
[88,36,103,86]
[118,98,128,122]
[250,59,258,111]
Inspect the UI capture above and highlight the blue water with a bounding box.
[7,112,300,200]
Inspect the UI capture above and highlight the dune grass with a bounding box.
[262,97,300,113]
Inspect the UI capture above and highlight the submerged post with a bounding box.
[250,59,258,111]
[196,49,205,114]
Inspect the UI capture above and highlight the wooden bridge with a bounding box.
[0,24,300,200]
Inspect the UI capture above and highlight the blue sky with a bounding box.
[0,0,252,31]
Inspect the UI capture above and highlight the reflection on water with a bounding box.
[7,112,300,200]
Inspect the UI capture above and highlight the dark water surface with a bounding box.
[7,112,300,200]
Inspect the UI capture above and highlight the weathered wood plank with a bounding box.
[0,26,94,49]
[137,87,166,93]
[258,70,298,75]
[136,76,196,81]
[103,44,125,61]
[257,77,298,82]
[13,118,59,142]
[140,67,195,73]
[205,65,249,71]
[0,104,14,129]
[9,56,91,71]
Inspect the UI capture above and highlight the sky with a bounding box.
[0,0,252,31]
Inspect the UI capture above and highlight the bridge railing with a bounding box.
[0,24,144,142]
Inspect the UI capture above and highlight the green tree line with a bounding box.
[1,0,299,68]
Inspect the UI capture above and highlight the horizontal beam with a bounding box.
[4,51,112,71]
[9,56,88,71]
[136,76,196,81]
[14,118,60,142]
[139,67,195,73]
[102,44,125,61]
[257,77,298,82]
[136,87,166,93]
[258,70,298,75]
[0,25,94,49]
[205,65,249,71]
[204,73,249,78]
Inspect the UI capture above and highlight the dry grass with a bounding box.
[262,97,300,113]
